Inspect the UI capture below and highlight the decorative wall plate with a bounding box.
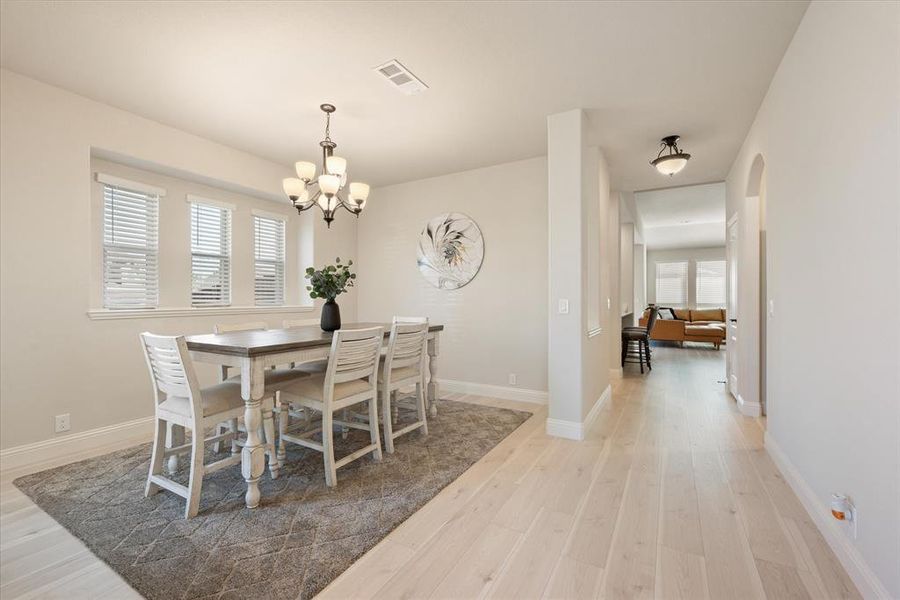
[416,212,484,289]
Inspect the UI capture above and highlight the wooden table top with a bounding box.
[185,322,444,357]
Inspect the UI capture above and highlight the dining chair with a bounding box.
[380,319,429,453]
[277,327,384,486]
[140,332,279,518]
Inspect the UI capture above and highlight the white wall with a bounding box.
[726,2,899,596]
[0,69,357,450]
[356,157,548,395]
[646,246,727,308]
[547,109,615,434]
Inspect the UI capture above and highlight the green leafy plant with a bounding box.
[305,257,356,301]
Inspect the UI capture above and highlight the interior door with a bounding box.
[726,215,739,399]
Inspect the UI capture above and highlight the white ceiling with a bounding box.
[635,182,726,249]
[0,1,807,190]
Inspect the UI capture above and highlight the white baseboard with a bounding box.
[0,416,154,477]
[737,393,762,417]
[438,379,548,405]
[546,385,611,441]
[765,433,891,599]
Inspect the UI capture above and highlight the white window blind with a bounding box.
[696,260,726,307]
[102,184,159,309]
[655,261,688,306]
[254,214,285,306]
[191,202,231,306]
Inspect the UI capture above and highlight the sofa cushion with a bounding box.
[673,308,691,321]
[685,324,726,340]
[690,308,725,322]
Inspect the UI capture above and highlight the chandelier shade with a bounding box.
[650,135,691,176]
[282,104,369,227]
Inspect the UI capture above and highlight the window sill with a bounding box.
[87,305,315,321]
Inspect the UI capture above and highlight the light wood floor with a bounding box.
[0,345,859,599]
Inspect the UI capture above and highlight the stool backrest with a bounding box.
[326,327,384,386]
[646,305,660,334]
[384,320,429,379]
[140,332,202,421]
[215,321,266,334]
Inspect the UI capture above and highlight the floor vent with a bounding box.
[373,59,428,95]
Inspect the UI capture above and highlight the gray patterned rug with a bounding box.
[14,398,531,600]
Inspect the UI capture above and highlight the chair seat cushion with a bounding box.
[622,329,649,341]
[379,365,420,383]
[280,375,372,402]
[292,359,328,375]
[259,368,312,389]
[159,380,244,419]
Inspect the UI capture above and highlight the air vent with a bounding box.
[373,59,428,96]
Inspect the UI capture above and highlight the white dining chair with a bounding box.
[277,327,384,486]
[140,332,280,518]
[380,319,430,453]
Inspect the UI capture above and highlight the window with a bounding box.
[102,182,159,309]
[655,261,688,306]
[254,213,285,306]
[696,260,726,307]
[190,200,232,306]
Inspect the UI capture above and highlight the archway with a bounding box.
[738,154,767,417]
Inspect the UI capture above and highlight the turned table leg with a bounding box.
[426,334,440,417]
[240,358,266,509]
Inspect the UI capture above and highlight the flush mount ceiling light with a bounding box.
[282,104,370,228]
[651,135,692,176]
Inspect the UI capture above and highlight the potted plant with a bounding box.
[305,258,356,331]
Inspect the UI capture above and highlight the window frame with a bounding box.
[189,196,234,307]
[655,260,689,307]
[99,174,163,310]
[695,259,727,308]
[253,210,287,307]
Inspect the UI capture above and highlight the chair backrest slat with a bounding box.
[384,320,428,381]
[325,327,384,388]
[140,333,203,420]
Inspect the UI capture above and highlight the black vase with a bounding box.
[320,298,341,332]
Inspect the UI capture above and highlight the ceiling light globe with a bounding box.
[654,156,689,176]
[295,161,316,181]
[326,156,347,176]
[282,177,305,199]
[349,182,370,202]
[318,174,341,195]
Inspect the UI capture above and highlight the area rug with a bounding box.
[14,398,531,600]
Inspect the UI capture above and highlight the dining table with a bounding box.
[183,322,444,509]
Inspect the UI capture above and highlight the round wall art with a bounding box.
[416,212,484,290]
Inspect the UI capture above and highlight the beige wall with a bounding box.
[725,2,899,595]
[0,69,357,449]
[356,157,548,394]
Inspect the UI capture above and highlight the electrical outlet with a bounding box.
[607,297,611,310]
[768,299,775,317]
[54,413,71,433]
[558,299,569,314]
[508,373,517,385]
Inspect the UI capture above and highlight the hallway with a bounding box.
[322,344,859,599]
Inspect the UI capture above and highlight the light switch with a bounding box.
[607,298,611,310]
[558,299,569,314]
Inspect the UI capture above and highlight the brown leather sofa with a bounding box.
[638,308,727,349]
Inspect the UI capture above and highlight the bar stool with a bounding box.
[622,306,659,374]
